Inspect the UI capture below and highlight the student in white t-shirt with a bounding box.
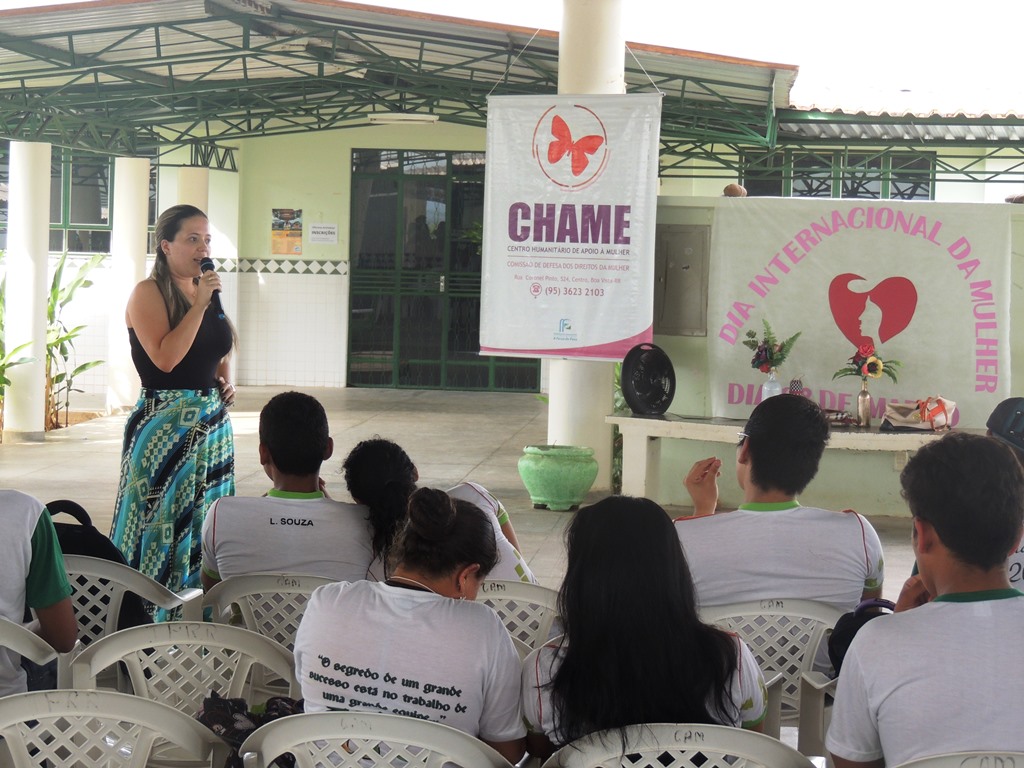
[200,391,374,589]
[522,496,766,763]
[678,394,884,613]
[905,397,1024,587]
[342,438,534,582]
[0,491,77,696]
[294,487,526,764]
[827,432,1024,767]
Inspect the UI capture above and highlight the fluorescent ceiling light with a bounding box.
[367,113,439,125]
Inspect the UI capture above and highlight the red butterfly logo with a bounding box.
[547,115,604,177]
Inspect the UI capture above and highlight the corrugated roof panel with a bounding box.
[779,107,1024,144]
[21,0,1020,155]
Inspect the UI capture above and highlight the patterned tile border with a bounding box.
[238,258,347,275]
[40,254,347,276]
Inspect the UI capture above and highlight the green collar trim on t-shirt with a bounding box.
[737,500,801,512]
[933,588,1024,603]
[266,489,324,500]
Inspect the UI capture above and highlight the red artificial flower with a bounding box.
[759,363,771,373]
[858,342,875,358]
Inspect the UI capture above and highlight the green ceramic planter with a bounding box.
[518,444,599,511]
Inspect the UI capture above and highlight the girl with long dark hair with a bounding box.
[522,496,766,760]
[342,437,535,582]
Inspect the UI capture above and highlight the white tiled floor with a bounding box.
[9,386,914,599]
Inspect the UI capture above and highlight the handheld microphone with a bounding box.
[199,257,226,320]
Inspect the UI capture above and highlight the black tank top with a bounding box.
[129,305,233,389]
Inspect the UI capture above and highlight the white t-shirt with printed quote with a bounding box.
[294,580,526,744]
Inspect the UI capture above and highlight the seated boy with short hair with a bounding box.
[200,391,374,589]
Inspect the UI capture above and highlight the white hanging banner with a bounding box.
[708,198,1011,428]
[480,93,662,360]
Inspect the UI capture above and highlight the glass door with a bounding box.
[348,149,538,391]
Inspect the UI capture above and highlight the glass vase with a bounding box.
[857,379,873,427]
[761,367,784,400]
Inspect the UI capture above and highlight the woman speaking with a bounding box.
[110,204,236,615]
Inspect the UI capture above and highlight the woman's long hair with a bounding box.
[549,496,740,745]
[342,438,418,561]
[151,204,207,329]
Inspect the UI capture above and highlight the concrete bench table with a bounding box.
[607,414,954,501]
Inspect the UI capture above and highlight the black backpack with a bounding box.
[21,500,155,690]
[827,597,896,674]
[45,499,154,632]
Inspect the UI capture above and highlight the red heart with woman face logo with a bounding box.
[828,273,918,347]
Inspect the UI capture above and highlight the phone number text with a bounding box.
[543,287,606,297]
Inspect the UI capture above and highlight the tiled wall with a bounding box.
[235,259,349,387]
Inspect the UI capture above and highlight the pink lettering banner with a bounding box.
[709,198,1010,427]
[480,94,662,359]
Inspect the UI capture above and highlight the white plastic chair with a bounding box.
[0,615,59,695]
[63,554,204,642]
[541,722,816,768]
[71,621,298,766]
[61,554,205,689]
[0,616,58,668]
[0,689,230,767]
[71,620,298,710]
[700,599,844,757]
[203,573,335,650]
[476,579,560,654]
[204,573,334,697]
[239,710,515,768]
[894,753,1024,768]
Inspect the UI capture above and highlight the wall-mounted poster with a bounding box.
[272,208,303,255]
[480,93,662,360]
[707,198,1011,427]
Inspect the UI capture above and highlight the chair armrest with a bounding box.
[801,671,835,693]
[177,588,205,621]
[763,671,783,739]
[0,618,57,666]
[797,671,836,757]
[56,638,83,690]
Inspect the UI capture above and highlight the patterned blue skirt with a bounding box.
[111,388,235,618]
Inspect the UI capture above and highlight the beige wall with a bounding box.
[650,198,1024,514]
[237,124,486,267]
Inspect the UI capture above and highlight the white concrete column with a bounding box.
[175,166,210,212]
[106,156,150,411]
[558,0,626,94]
[547,0,625,489]
[3,142,51,441]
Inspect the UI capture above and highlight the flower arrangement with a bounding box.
[833,342,901,383]
[742,319,802,373]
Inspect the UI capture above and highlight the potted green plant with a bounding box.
[45,252,105,429]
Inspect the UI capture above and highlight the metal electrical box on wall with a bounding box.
[653,223,710,336]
